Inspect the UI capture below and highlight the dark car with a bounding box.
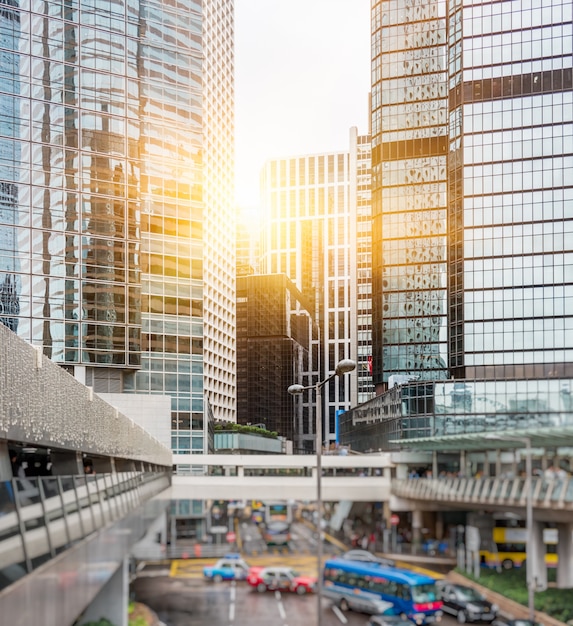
[341,549,395,568]
[437,581,499,623]
[368,616,417,626]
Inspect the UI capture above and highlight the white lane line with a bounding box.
[229,581,236,622]
[230,581,236,601]
[275,590,287,621]
[332,605,348,624]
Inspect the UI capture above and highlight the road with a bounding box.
[131,520,460,626]
[132,574,462,626]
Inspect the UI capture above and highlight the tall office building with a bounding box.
[371,0,572,386]
[0,0,235,456]
[371,0,449,392]
[236,273,316,450]
[447,0,572,380]
[260,128,371,448]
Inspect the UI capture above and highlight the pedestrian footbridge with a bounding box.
[170,453,394,501]
[391,476,573,523]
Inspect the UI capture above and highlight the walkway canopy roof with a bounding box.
[391,425,573,452]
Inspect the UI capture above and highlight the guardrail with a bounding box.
[392,477,573,511]
[0,470,170,591]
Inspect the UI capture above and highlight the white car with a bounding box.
[203,557,250,582]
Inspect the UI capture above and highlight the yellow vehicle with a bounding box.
[480,525,557,570]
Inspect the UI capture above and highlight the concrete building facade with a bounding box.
[259,128,372,448]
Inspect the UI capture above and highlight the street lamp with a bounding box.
[484,434,534,621]
[288,358,356,626]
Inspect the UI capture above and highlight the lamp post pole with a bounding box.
[485,434,534,620]
[288,358,356,626]
[315,379,324,625]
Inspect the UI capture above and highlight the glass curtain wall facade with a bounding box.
[0,0,235,457]
[0,0,142,366]
[236,273,315,450]
[448,0,573,379]
[123,0,206,456]
[371,0,449,391]
[260,130,369,447]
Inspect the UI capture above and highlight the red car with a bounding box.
[247,566,317,595]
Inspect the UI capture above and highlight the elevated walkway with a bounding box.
[391,476,573,522]
[171,452,394,500]
[0,471,170,623]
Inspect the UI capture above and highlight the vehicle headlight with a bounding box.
[491,604,499,613]
[466,604,481,613]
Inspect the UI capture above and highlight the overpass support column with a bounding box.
[78,558,128,626]
[529,520,547,591]
[0,440,13,480]
[412,509,422,548]
[556,522,573,588]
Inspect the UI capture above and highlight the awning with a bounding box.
[390,425,573,451]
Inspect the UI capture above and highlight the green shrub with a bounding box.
[214,422,279,439]
[458,568,573,622]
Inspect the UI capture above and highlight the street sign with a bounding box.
[390,514,400,526]
[226,531,236,543]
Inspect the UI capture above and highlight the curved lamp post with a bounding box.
[288,358,356,626]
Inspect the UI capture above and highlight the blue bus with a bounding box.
[323,559,443,623]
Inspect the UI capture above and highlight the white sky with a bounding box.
[234,0,371,211]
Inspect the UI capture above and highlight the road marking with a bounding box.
[229,581,236,622]
[276,592,286,620]
[332,605,348,624]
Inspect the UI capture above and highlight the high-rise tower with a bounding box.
[0,0,236,457]
[371,0,572,388]
[447,0,573,380]
[371,0,450,390]
[260,128,371,448]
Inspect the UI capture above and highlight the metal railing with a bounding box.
[0,470,170,590]
[392,476,573,510]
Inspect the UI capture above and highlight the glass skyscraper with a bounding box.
[447,0,572,380]
[371,0,449,391]
[371,0,571,386]
[0,0,235,456]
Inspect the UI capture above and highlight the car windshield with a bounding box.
[412,583,439,603]
[456,587,484,602]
